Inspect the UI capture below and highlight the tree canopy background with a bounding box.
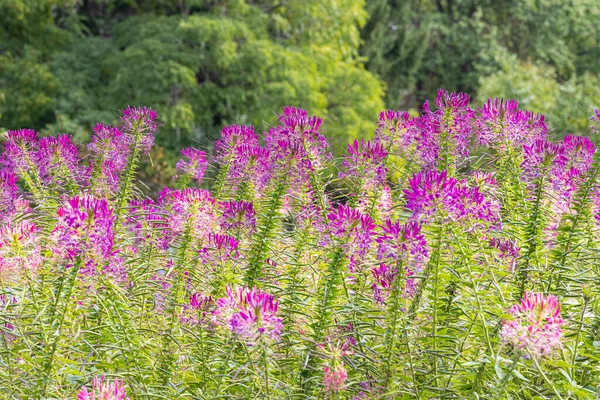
[2,0,599,180]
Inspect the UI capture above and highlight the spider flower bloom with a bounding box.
[500,292,563,358]
[0,170,19,218]
[377,221,428,269]
[327,205,376,271]
[176,147,207,184]
[182,293,214,325]
[35,134,85,190]
[404,169,497,224]
[374,110,411,149]
[476,98,547,149]
[87,124,130,196]
[339,139,388,192]
[160,188,215,239]
[218,200,256,236]
[52,196,115,269]
[521,138,563,183]
[214,286,283,342]
[489,237,520,271]
[323,365,348,393]
[265,107,331,183]
[127,199,170,251]
[0,221,41,284]
[2,129,39,173]
[214,124,259,162]
[410,89,474,169]
[551,135,596,200]
[77,376,130,400]
[230,144,272,195]
[120,106,157,155]
[199,233,239,264]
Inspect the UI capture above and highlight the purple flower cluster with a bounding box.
[371,221,428,303]
[199,233,239,265]
[1,129,39,173]
[501,292,563,358]
[0,221,42,284]
[78,376,130,400]
[160,188,215,240]
[36,134,85,189]
[339,139,388,192]
[0,171,21,222]
[218,201,256,236]
[51,196,116,271]
[214,286,283,342]
[374,110,411,149]
[476,98,547,149]
[177,147,208,184]
[265,107,331,184]
[326,205,377,271]
[87,123,130,197]
[121,106,157,155]
[404,170,497,224]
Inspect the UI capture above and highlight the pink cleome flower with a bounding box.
[323,365,348,393]
[77,376,130,400]
[214,286,283,342]
[500,292,563,358]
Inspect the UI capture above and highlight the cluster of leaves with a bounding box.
[2,91,600,398]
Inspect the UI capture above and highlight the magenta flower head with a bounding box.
[214,124,259,164]
[128,198,170,251]
[199,233,239,264]
[323,365,348,393]
[327,204,376,271]
[377,221,428,269]
[489,237,520,271]
[0,170,20,219]
[121,106,157,155]
[176,147,208,184]
[52,196,115,269]
[231,144,273,196]
[181,293,214,325]
[374,110,411,149]
[160,188,215,239]
[214,285,283,343]
[371,221,427,303]
[265,107,331,182]
[36,134,85,190]
[0,221,41,284]
[521,137,562,183]
[412,89,475,168]
[500,292,563,358]
[550,135,596,199]
[218,200,256,236]
[476,98,547,149]
[339,139,388,192]
[87,123,130,197]
[77,376,130,400]
[435,89,470,110]
[404,169,498,224]
[2,129,39,173]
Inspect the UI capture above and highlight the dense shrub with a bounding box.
[1,92,600,398]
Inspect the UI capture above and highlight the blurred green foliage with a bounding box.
[361,0,600,136]
[1,0,383,155]
[1,0,599,160]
